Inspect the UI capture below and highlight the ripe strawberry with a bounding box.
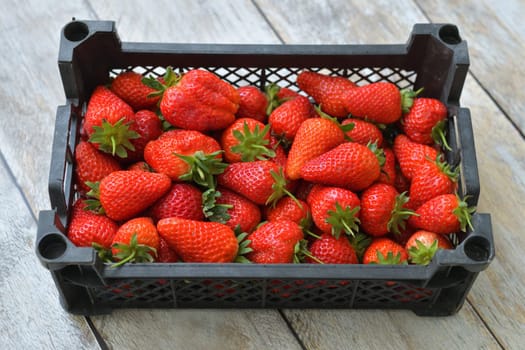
[95,170,171,221]
[157,217,239,263]
[360,183,415,237]
[362,237,408,264]
[126,161,152,172]
[406,230,452,265]
[286,116,346,180]
[266,197,310,226]
[297,70,356,117]
[74,141,121,194]
[217,161,292,206]
[157,237,179,263]
[83,86,138,157]
[300,142,381,192]
[67,199,118,249]
[149,183,204,222]
[213,187,261,233]
[402,97,449,149]
[111,217,160,265]
[264,84,301,115]
[159,69,239,131]
[275,86,301,101]
[409,194,475,234]
[123,110,162,162]
[377,147,396,185]
[268,95,314,141]
[110,71,161,110]
[345,82,417,124]
[393,134,440,180]
[307,186,360,237]
[221,118,275,163]
[236,86,268,122]
[144,129,225,187]
[408,156,458,210]
[305,233,358,264]
[342,118,384,147]
[247,220,304,263]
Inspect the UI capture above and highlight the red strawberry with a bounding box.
[144,129,225,187]
[402,97,449,149]
[265,84,301,115]
[406,230,453,265]
[362,237,408,264]
[96,170,171,221]
[221,118,274,163]
[247,220,304,263]
[305,233,358,264]
[408,156,458,210]
[126,161,152,172]
[159,69,239,131]
[307,186,360,237]
[297,70,356,117]
[149,183,204,222]
[157,237,179,263]
[268,95,314,141]
[266,197,310,226]
[286,117,346,180]
[67,199,118,249]
[300,142,381,192]
[157,217,239,263]
[269,136,288,169]
[110,71,161,110]
[236,86,268,122]
[111,217,160,265]
[409,194,475,234]
[276,87,301,101]
[74,141,121,194]
[393,134,440,180]
[342,118,384,147]
[377,147,396,185]
[213,187,261,233]
[344,82,416,124]
[123,110,163,162]
[360,183,415,237]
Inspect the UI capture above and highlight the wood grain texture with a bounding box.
[0,157,99,349]
[418,0,525,134]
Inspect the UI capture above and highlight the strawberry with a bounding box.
[264,84,301,115]
[236,86,268,122]
[157,237,179,263]
[149,183,204,222]
[266,197,310,226]
[221,118,275,163]
[123,109,163,162]
[360,183,415,237]
[286,116,346,180]
[111,217,160,265]
[342,118,384,147]
[217,161,292,206]
[300,142,381,192]
[305,233,358,264]
[307,186,360,238]
[362,237,408,264]
[247,220,304,263]
[297,70,356,117]
[344,82,417,124]
[269,136,288,169]
[110,71,161,110]
[406,230,452,265]
[268,95,314,141]
[74,141,121,194]
[377,147,396,185]
[402,97,449,149]
[409,193,475,234]
[83,86,138,157]
[67,199,118,250]
[144,129,225,187]
[213,187,262,233]
[157,217,239,263]
[159,69,239,131]
[393,134,440,180]
[408,156,458,210]
[92,170,171,221]
[126,161,152,172]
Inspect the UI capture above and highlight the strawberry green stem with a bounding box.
[432,120,452,151]
[89,118,140,158]
[400,87,424,113]
[454,194,476,232]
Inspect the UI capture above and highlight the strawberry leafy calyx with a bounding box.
[265,83,293,115]
[348,232,372,262]
[388,191,417,235]
[142,66,182,99]
[400,87,424,114]
[231,122,276,162]
[176,150,228,189]
[84,181,105,214]
[434,155,459,182]
[432,119,452,151]
[367,141,386,168]
[202,188,232,224]
[89,118,140,158]
[92,242,113,263]
[294,239,324,264]
[370,251,408,265]
[111,233,157,267]
[408,239,439,265]
[326,202,361,239]
[234,225,253,264]
[266,167,300,208]
[453,194,476,232]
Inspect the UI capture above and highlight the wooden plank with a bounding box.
[0,157,100,349]
[418,0,525,134]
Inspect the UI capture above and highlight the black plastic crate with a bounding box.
[36,20,494,316]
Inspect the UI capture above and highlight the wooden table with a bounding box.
[1,1,523,349]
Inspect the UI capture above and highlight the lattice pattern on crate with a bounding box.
[174,279,264,305]
[90,279,174,305]
[265,279,355,307]
[109,66,417,90]
[354,280,435,305]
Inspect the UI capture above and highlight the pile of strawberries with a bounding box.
[67,67,475,267]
